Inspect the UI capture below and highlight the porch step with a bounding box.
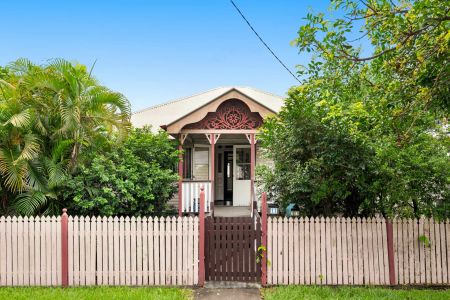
[213,206,251,217]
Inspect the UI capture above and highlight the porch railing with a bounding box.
[181,181,211,213]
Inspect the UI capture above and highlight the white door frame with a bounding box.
[232,145,251,206]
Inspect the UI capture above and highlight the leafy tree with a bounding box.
[62,127,179,216]
[259,0,449,218]
[0,59,131,215]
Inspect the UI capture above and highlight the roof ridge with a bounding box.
[132,86,231,115]
[239,86,284,99]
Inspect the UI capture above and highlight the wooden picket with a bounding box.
[2,214,450,287]
[267,217,450,286]
[392,218,450,286]
[0,215,198,286]
[205,216,261,282]
[0,216,62,286]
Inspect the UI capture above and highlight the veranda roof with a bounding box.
[131,86,284,132]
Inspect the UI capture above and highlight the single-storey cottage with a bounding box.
[131,87,283,216]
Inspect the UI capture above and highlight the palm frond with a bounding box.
[45,160,67,187]
[7,58,35,76]
[25,159,47,191]
[51,139,73,161]
[16,133,40,161]
[0,148,27,192]
[33,117,48,135]
[4,109,32,128]
[13,191,48,216]
[0,78,15,90]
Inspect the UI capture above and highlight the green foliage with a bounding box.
[418,235,431,248]
[318,274,325,283]
[256,245,266,263]
[62,127,179,216]
[259,0,449,218]
[263,286,450,300]
[0,59,131,215]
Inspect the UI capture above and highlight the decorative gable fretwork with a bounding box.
[183,99,263,130]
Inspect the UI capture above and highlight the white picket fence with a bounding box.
[69,216,199,286]
[393,218,450,285]
[0,216,62,286]
[3,214,450,287]
[267,217,450,286]
[0,215,199,286]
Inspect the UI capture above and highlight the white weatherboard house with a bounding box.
[131,87,283,216]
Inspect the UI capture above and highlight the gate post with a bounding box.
[61,208,69,287]
[386,219,396,285]
[198,186,205,286]
[261,192,268,286]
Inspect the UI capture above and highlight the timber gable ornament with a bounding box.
[183,99,263,130]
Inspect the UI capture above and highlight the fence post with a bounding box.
[198,186,205,286]
[261,192,268,286]
[386,219,396,285]
[61,208,69,287]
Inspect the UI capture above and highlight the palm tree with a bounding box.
[0,64,42,211]
[0,59,131,215]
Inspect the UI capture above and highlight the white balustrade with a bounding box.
[181,181,211,213]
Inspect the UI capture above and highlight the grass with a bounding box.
[262,286,450,300]
[0,287,192,300]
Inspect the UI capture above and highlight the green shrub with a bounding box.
[63,127,179,216]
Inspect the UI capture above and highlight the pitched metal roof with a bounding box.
[131,86,284,131]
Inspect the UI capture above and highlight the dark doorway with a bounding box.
[223,151,233,203]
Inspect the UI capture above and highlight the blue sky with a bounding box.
[1,0,330,111]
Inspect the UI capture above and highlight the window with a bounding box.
[236,147,250,180]
[193,147,209,180]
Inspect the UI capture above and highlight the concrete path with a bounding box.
[194,288,261,300]
[213,206,251,217]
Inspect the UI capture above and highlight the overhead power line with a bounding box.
[230,0,301,83]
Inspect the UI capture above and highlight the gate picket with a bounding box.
[205,216,261,282]
[255,216,261,282]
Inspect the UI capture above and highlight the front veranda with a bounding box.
[177,132,258,217]
[159,94,273,217]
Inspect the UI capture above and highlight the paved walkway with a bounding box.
[194,288,261,300]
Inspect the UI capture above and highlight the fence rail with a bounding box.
[0,215,199,286]
[267,216,450,286]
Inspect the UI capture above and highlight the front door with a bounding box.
[233,145,251,206]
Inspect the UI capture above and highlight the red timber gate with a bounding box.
[205,215,261,282]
